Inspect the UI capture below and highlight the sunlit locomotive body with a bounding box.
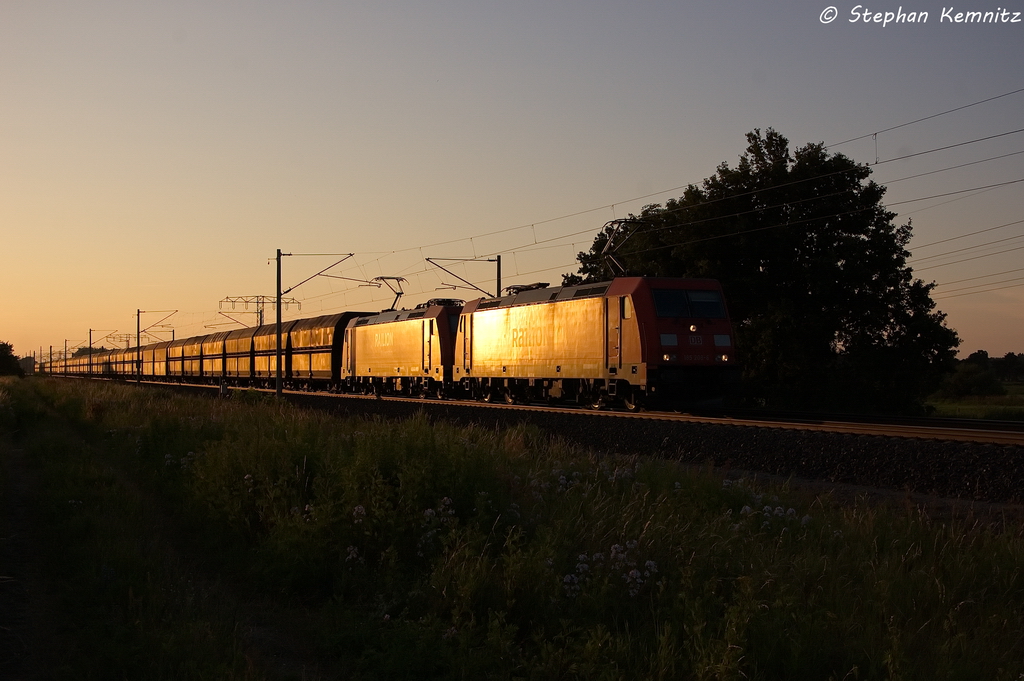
[341,300,463,396]
[41,277,735,408]
[454,277,735,409]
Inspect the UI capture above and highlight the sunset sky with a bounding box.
[3,1,1022,360]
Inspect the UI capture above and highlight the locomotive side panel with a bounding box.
[463,297,606,379]
[342,305,460,391]
[350,318,425,379]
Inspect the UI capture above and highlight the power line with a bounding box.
[188,117,1024,322]
[934,281,1024,299]
[937,266,1024,286]
[829,86,1024,147]
[913,218,1024,249]
[910,232,1024,263]
[601,177,1022,258]
[876,148,1024,185]
[875,128,1024,165]
[887,178,1024,206]
[510,134,1024,252]
[915,243,1024,271]
[96,88,1024,338]
[934,275,1024,296]
[296,125,1024,274]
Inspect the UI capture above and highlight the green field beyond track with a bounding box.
[2,377,1023,680]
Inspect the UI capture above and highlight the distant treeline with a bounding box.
[935,350,1023,398]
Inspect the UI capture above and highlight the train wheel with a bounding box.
[622,391,644,413]
[503,389,516,405]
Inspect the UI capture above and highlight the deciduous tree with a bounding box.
[565,129,960,412]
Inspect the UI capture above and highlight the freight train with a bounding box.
[41,276,737,410]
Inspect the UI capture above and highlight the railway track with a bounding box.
[83,376,1024,446]
[54,377,1024,503]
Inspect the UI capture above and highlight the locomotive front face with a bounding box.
[626,278,737,402]
[647,285,732,366]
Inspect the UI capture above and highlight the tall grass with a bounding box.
[4,377,1024,679]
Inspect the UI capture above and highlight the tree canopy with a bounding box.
[565,129,960,412]
[0,341,25,377]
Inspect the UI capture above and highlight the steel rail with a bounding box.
[50,376,1024,447]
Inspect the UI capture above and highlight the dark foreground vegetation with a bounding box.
[2,378,1024,680]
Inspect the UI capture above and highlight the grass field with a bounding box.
[927,383,1024,420]
[2,377,1023,679]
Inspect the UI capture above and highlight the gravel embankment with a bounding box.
[279,393,1024,505]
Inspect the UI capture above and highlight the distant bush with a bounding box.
[935,362,1007,398]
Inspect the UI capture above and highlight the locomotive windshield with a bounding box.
[652,289,726,319]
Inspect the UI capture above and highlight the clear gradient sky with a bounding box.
[3,1,1022,360]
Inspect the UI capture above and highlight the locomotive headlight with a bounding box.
[689,324,698,332]
[662,353,677,362]
[716,354,730,362]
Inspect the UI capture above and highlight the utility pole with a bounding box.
[276,249,283,397]
[220,295,298,327]
[109,334,133,349]
[425,256,502,297]
[134,310,177,384]
[273,250,354,398]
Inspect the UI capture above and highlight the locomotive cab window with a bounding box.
[621,296,633,319]
[686,290,725,318]
[653,289,726,319]
[652,290,690,318]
